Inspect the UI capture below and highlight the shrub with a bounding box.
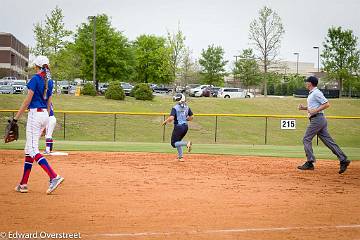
[129,84,140,97]
[132,83,154,100]
[82,83,97,96]
[105,82,125,100]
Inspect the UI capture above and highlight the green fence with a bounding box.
[1,110,359,147]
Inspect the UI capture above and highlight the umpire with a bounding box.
[298,76,350,174]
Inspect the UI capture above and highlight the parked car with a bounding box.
[59,85,70,94]
[99,83,109,94]
[120,82,134,96]
[201,86,221,97]
[57,81,69,94]
[152,84,172,94]
[185,84,200,95]
[148,83,157,91]
[218,88,254,99]
[202,86,212,97]
[69,85,77,95]
[0,80,11,86]
[0,85,14,94]
[210,87,221,97]
[175,85,186,93]
[2,76,17,81]
[57,84,69,94]
[189,85,212,97]
[11,80,27,94]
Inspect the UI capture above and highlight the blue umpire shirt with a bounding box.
[307,87,328,115]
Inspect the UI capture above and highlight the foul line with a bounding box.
[92,224,360,238]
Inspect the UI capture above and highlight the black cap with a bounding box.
[305,76,318,86]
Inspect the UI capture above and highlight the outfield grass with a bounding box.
[1,140,360,160]
[1,94,360,147]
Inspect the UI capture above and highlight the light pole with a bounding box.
[233,55,240,63]
[293,52,299,75]
[313,46,320,73]
[88,16,97,92]
[233,55,240,86]
[312,47,320,146]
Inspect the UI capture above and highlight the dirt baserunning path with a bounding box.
[0,150,359,240]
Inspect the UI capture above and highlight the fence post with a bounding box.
[162,115,166,142]
[265,117,268,145]
[63,113,66,140]
[113,114,117,142]
[214,116,218,143]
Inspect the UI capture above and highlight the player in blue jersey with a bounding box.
[13,56,64,194]
[162,93,193,161]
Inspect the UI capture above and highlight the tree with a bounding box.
[343,75,360,97]
[167,24,186,81]
[285,74,305,96]
[45,6,72,55]
[32,23,50,56]
[345,75,360,97]
[265,72,282,95]
[321,26,360,96]
[233,48,261,94]
[32,6,72,91]
[74,14,135,89]
[199,44,228,86]
[249,6,285,96]
[54,43,81,81]
[133,34,172,84]
[178,47,201,85]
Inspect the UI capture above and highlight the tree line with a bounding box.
[32,6,360,96]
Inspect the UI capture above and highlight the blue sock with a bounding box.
[176,146,183,158]
[175,141,187,158]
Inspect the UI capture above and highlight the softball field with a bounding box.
[1,150,359,240]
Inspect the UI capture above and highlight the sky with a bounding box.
[1,0,360,68]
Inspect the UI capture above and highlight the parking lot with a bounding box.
[1,77,258,99]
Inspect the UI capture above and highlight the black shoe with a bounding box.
[297,161,314,171]
[339,160,351,174]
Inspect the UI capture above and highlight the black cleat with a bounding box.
[297,161,314,171]
[339,160,351,174]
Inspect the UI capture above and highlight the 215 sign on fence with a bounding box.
[280,119,296,130]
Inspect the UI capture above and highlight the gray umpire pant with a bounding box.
[303,113,347,163]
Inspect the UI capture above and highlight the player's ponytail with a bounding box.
[41,64,51,100]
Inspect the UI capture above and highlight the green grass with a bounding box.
[1,94,360,147]
[2,140,360,160]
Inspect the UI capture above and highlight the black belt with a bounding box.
[309,113,324,119]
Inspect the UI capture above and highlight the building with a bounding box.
[269,61,318,76]
[226,60,319,87]
[0,33,29,80]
